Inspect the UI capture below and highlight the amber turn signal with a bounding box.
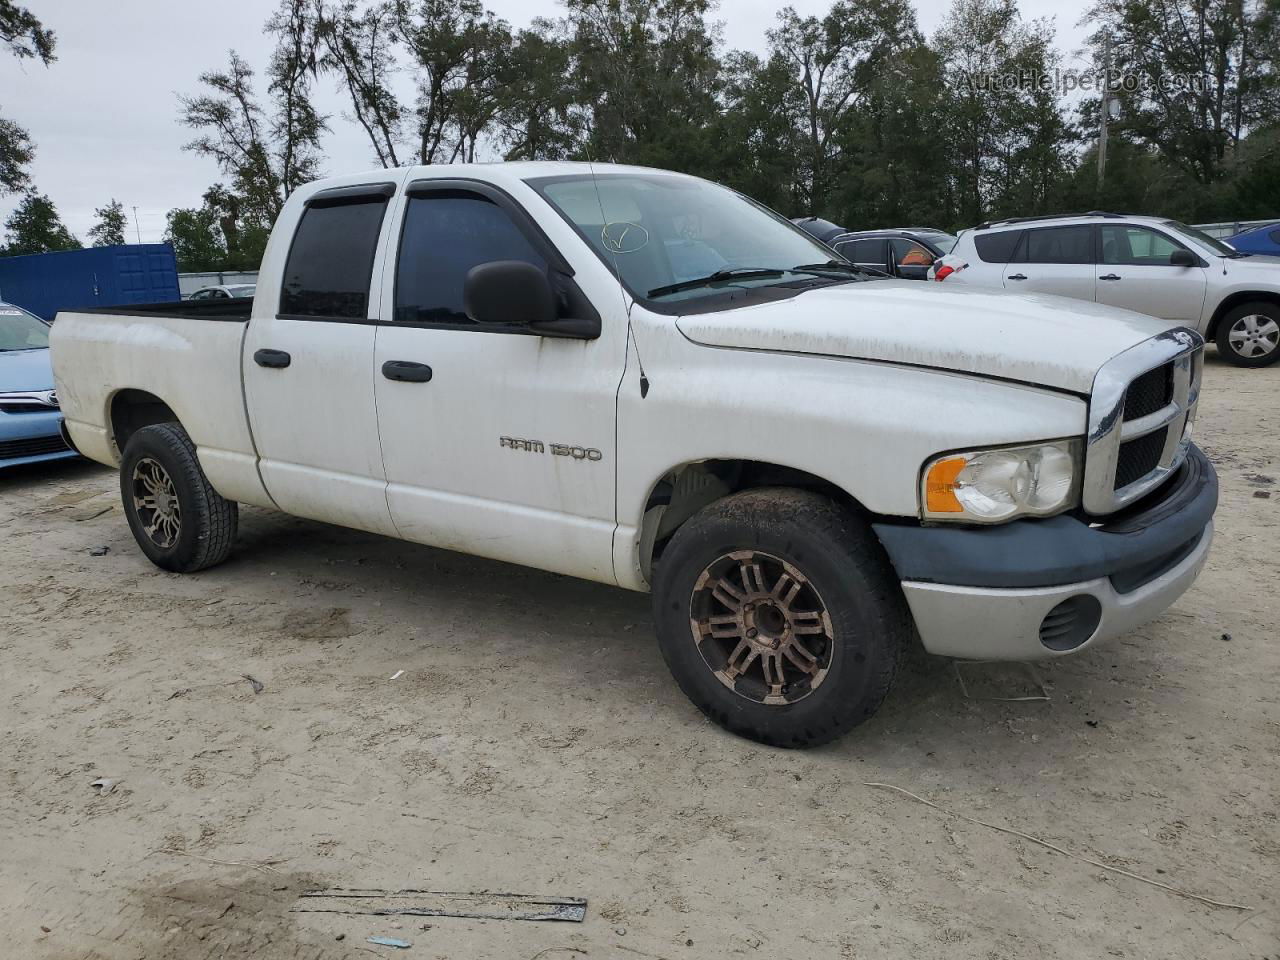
[924,456,968,513]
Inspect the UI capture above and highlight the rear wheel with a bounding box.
[120,423,237,572]
[652,488,911,748]
[1216,301,1280,367]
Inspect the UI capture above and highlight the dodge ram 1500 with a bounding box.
[51,163,1217,746]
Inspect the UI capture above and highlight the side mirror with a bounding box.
[464,260,558,327]
[1169,249,1197,268]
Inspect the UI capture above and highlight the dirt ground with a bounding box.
[1,352,1277,960]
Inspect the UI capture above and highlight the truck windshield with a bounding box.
[527,173,872,305]
[0,306,50,351]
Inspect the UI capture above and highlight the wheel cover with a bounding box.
[688,550,835,705]
[132,457,182,548]
[1228,314,1280,358]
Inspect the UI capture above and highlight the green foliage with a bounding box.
[1,192,80,256]
[185,0,1278,239]
[88,199,128,247]
[1,1,55,196]
[164,186,271,273]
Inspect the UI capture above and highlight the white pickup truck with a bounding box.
[52,162,1218,747]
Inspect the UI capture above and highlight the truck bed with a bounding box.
[69,297,253,322]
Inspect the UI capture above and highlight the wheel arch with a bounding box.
[108,388,180,456]
[1206,291,1280,340]
[633,458,870,584]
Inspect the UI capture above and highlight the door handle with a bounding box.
[254,348,291,369]
[382,360,433,383]
[1099,273,1121,281]
[1007,273,1027,281]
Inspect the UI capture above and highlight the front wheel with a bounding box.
[652,488,911,748]
[120,423,238,572]
[1216,301,1280,367]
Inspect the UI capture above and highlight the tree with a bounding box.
[165,205,227,272]
[765,0,923,212]
[88,199,128,247]
[1,1,56,195]
[179,49,325,223]
[1,192,80,255]
[390,0,513,164]
[932,0,1072,223]
[1085,0,1280,185]
[313,0,406,166]
[562,0,725,173]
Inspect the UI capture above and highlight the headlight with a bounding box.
[922,439,1081,523]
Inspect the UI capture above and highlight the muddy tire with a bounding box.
[652,487,911,748]
[120,423,237,573]
[1215,301,1280,367]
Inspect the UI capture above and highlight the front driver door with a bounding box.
[1003,224,1097,302]
[1094,224,1208,322]
[372,180,624,584]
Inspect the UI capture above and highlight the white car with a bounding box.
[933,213,1280,367]
[50,164,1216,746]
[188,284,256,300]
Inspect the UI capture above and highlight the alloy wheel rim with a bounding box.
[1228,314,1280,358]
[132,457,181,548]
[688,549,835,705]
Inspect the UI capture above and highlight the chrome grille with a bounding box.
[1083,328,1203,515]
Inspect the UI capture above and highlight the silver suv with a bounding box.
[933,212,1280,367]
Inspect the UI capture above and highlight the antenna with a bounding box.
[132,205,142,244]
[584,147,649,398]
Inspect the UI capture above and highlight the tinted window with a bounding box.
[1100,225,1186,265]
[891,238,934,267]
[1020,225,1093,264]
[1270,229,1280,244]
[280,197,388,318]
[395,193,546,325]
[974,230,1022,263]
[836,238,887,268]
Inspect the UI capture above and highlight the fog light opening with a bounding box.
[1039,595,1102,652]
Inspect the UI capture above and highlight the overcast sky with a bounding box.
[1,0,1092,244]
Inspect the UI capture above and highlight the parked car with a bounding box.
[1,302,77,468]
[1226,222,1280,257]
[933,212,1280,366]
[52,163,1215,747]
[792,220,958,280]
[189,284,256,300]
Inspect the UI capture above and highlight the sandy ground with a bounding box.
[1,352,1277,960]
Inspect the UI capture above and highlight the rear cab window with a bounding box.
[280,185,393,319]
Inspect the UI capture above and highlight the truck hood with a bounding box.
[0,346,54,392]
[673,281,1179,393]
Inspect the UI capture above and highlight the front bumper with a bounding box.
[873,444,1216,660]
[0,408,78,468]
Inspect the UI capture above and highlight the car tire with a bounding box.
[652,487,911,748]
[1215,301,1280,367]
[119,423,238,573]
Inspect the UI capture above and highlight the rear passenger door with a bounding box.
[371,179,624,584]
[242,180,402,537]
[1003,225,1097,302]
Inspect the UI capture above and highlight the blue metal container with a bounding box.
[0,243,180,322]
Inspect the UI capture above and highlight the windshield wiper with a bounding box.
[647,267,788,299]
[793,261,886,278]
